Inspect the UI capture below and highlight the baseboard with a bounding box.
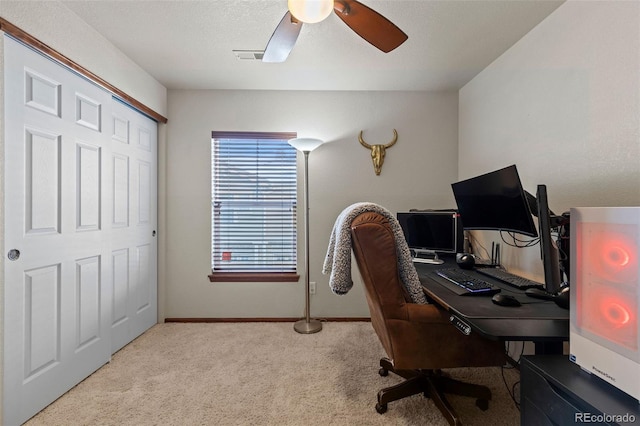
[164,317,371,323]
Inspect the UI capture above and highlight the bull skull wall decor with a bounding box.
[358,129,398,175]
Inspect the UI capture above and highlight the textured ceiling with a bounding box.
[60,0,564,91]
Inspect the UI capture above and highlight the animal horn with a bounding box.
[358,131,372,149]
[384,129,398,148]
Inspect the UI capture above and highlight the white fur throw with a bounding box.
[322,202,428,304]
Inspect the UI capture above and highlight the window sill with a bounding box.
[208,272,300,283]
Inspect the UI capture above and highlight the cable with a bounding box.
[501,365,519,410]
[502,341,524,411]
[500,230,539,248]
[467,233,492,260]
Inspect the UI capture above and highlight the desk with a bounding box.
[415,260,569,354]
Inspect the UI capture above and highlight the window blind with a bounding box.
[211,132,298,273]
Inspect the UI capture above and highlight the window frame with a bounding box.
[208,131,300,283]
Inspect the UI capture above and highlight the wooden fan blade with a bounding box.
[263,12,303,63]
[334,0,408,53]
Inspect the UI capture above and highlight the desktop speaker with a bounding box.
[569,207,639,401]
[456,253,475,269]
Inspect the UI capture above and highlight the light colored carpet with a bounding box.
[25,322,520,425]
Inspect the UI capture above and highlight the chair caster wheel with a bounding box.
[375,403,388,414]
[476,399,489,411]
[378,367,388,377]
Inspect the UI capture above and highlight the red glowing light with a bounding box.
[579,282,638,349]
[600,301,632,327]
[585,227,638,284]
[604,245,630,267]
[575,219,639,351]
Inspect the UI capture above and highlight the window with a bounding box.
[209,131,299,282]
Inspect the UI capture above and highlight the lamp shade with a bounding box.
[288,0,334,24]
[288,137,325,152]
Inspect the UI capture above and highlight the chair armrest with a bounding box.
[405,302,451,324]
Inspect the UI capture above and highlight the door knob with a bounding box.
[7,249,20,261]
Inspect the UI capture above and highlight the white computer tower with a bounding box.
[570,207,639,401]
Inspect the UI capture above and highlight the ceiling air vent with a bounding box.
[233,50,265,60]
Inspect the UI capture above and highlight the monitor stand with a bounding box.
[411,249,444,265]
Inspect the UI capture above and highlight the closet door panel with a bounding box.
[76,142,102,231]
[24,128,61,234]
[3,37,112,426]
[110,101,158,354]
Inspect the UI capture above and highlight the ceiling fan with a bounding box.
[263,0,408,63]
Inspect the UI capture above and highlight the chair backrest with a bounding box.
[350,211,410,358]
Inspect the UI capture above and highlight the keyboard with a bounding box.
[476,267,544,290]
[434,268,500,296]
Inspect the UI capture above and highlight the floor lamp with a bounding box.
[289,137,324,334]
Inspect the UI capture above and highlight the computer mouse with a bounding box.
[492,294,521,307]
[456,253,475,270]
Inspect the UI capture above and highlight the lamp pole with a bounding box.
[288,138,324,334]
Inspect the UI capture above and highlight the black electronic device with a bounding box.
[524,286,570,310]
[554,286,569,309]
[456,253,475,269]
[477,267,544,290]
[525,287,556,300]
[397,211,462,265]
[449,315,472,335]
[492,294,522,307]
[536,184,562,295]
[434,268,500,296]
[451,165,538,237]
[451,165,569,297]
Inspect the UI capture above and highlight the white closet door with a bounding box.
[3,37,158,425]
[3,37,112,425]
[109,101,158,354]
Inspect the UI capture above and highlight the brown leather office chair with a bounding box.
[350,211,506,426]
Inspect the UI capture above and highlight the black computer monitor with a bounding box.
[536,184,563,294]
[397,211,462,264]
[451,164,566,294]
[451,164,538,237]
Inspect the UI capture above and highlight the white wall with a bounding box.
[164,89,459,318]
[0,1,167,116]
[459,0,640,280]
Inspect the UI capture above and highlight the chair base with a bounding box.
[376,358,491,426]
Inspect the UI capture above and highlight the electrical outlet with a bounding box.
[309,281,316,295]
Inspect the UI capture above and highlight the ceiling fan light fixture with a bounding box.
[288,0,334,24]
